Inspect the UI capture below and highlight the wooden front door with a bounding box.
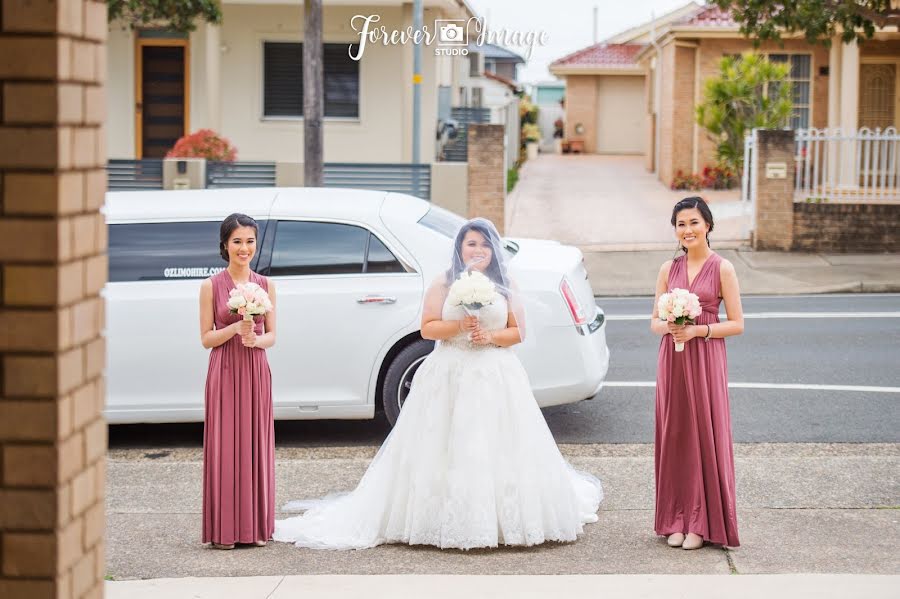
[136,39,189,158]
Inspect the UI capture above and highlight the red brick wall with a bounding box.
[0,2,109,598]
[658,42,696,186]
[753,129,796,250]
[793,203,900,252]
[563,75,599,154]
[467,124,506,234]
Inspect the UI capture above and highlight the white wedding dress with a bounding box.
[273,296,603,550]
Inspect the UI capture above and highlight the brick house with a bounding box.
[550,2,900,187]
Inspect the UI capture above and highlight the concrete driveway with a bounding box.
[507,154,749,250]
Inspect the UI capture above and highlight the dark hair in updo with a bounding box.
[671,196,714,250]
[219,213,258,262]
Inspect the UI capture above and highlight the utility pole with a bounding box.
[304,0,324,186]
[412,0,423,165]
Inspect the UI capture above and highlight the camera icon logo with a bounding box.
[435,20,467,45]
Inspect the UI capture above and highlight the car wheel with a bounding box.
[382,339,434,426]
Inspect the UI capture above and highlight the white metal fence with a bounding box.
[794,127,900,203]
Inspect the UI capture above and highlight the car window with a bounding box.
[418,206,517,257]
[417,205,466,238]
[365,233,406,273]
[108,221,262,282]
[270,221,370,276]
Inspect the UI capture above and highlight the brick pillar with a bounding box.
[466,124,506,234]
[0,2,108,598]
[752,129,796,251]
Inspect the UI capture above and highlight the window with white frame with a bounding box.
[768,54,811,129]
[728,53,812,129]
[263,42,359,118]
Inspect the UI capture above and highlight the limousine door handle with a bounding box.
[357,295,397,305]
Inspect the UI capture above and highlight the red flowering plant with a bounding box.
[671,170,703,191]
[166,129,237,162]
[700,165,737,190]
[671,166,737,191]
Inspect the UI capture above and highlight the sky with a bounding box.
[465,0,699,83]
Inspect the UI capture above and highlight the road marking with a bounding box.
[604,381,900,393]
[605,312,900,321]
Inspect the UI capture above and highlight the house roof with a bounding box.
[550,43,646,68]
[468,42,526,63]
[484,70,521,91]
[674,4,739,28]
[549,43,646,73]
[603,2,700,44]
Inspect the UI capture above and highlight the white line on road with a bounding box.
[605,312,900,321]
[604,381,900,393]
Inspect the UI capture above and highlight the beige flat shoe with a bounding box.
[666,533,685,547]
[212,542,235,550]
[253,540,268,547]
[682,533,704,550]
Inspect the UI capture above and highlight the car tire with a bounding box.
[382,339,434,426]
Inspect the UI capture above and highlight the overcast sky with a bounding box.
[465,0,699,83]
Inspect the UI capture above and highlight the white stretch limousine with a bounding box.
[103,188,610,425]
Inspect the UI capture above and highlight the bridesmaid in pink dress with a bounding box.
[199,213,277,549]
[651,197,744,550]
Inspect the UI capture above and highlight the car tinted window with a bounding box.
[109,221,261,282]
[418,205,466,238]
[270,221,368,276]
[366,234,405,273]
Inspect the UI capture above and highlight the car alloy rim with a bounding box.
[398,356,428,412]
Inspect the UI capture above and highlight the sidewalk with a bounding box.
[584,249,900,296]
[107,574,900,599]
[105,444,900,581]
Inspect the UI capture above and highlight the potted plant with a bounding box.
[553,118,564,154]
[523,123,541,160]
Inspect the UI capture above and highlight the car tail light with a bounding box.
[560,277,587,326]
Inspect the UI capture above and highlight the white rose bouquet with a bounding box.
[657,287,702,352]
[448,270,497,339]
[227,282,273,321]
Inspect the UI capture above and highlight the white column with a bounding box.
[826,38,842,188]
[205,22,222,132]
[839,38,859,186]
[827,39,841,129]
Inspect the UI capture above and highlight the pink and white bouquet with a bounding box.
[227,282,273,321]
[657,288,702,352]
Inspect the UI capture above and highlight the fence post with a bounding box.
[467,124,506,233]
[753,129,797,251]
[163,158,207,190]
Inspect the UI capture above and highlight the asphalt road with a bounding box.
[108,293,900,449]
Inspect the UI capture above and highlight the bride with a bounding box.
[273,218,603,550]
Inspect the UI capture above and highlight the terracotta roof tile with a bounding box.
[676,5,739,28]
[551,43,645,68]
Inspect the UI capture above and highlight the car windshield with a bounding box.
[418,206,518,256]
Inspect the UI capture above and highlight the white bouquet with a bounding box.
[227,282,273,321]
[448,270,497,313]
[657,287,702,352]
[448,271,497,341]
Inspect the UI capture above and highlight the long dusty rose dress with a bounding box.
[202,269,275,545]
[654,253,740,547]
